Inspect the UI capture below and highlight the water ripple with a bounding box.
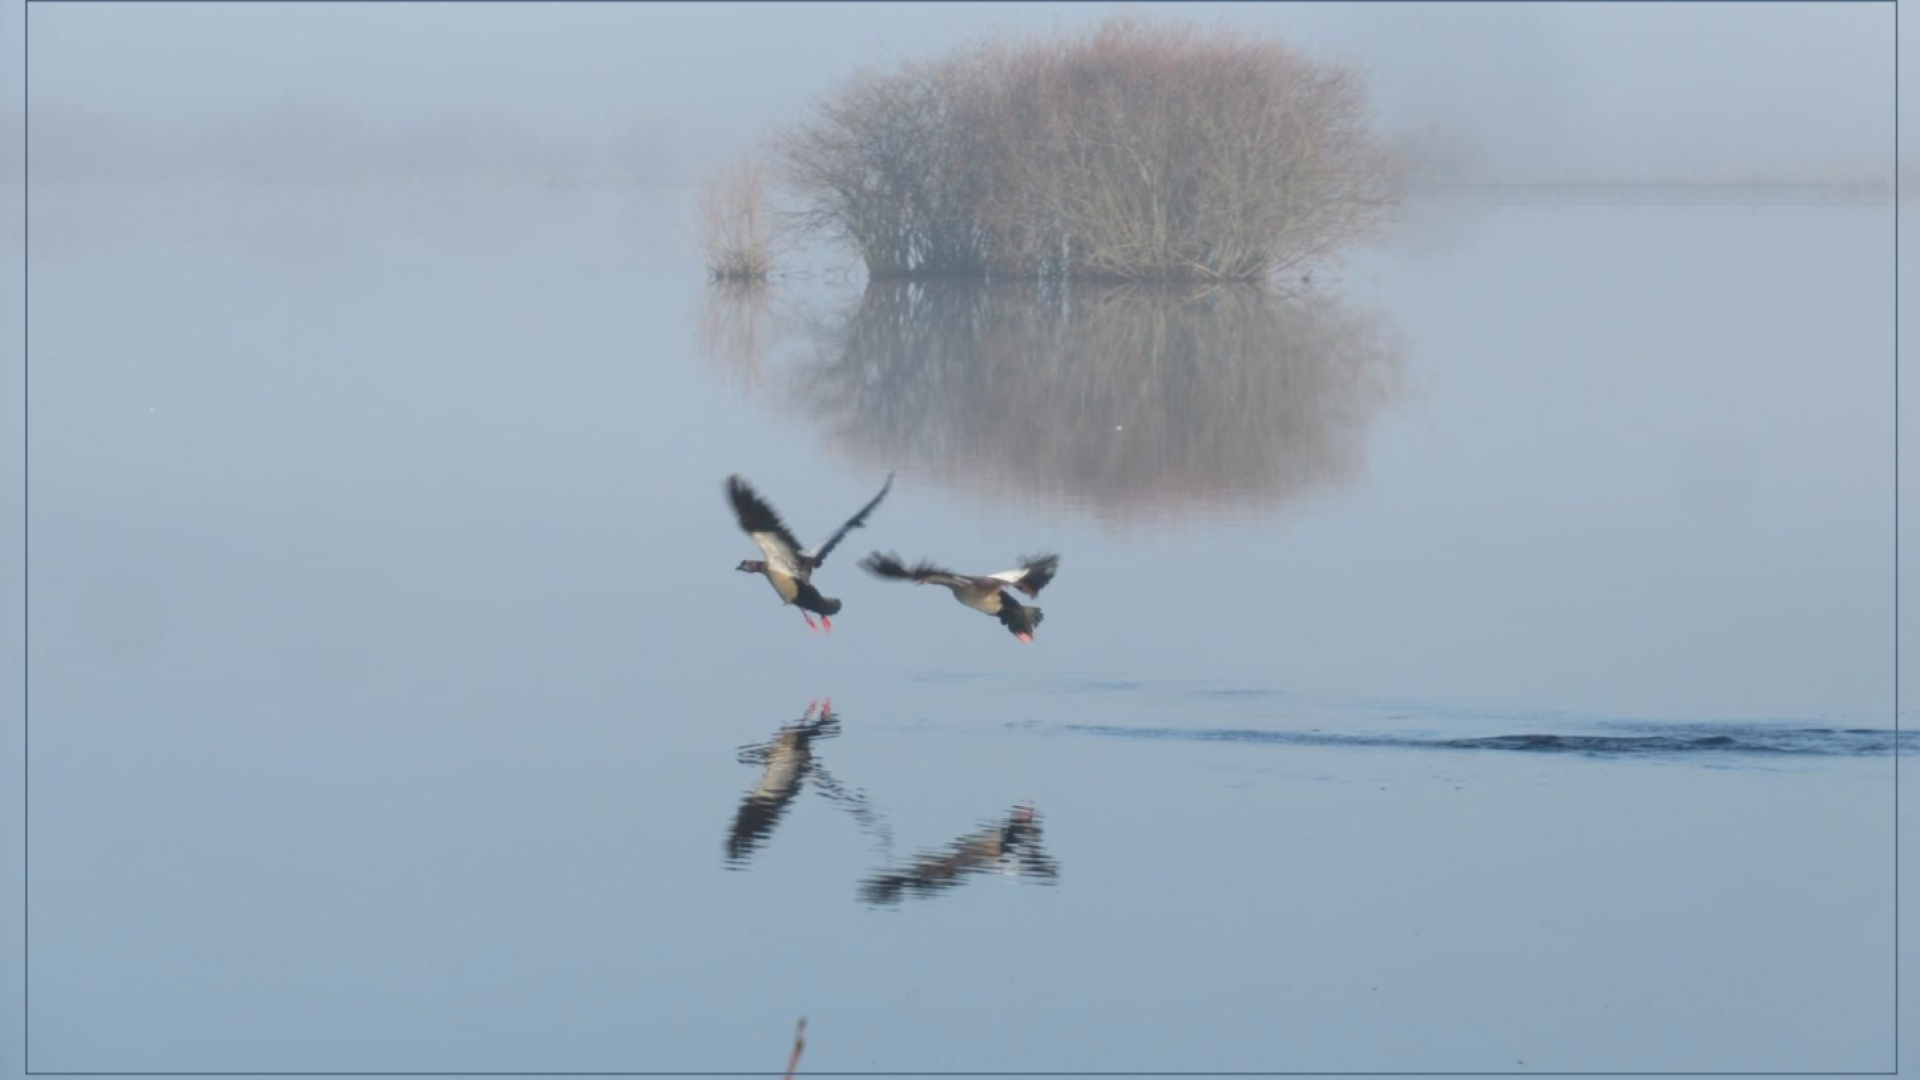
[1060,722,1906,760]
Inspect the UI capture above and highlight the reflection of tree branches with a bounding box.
[699,280,778,390]
[778,279,1403,521]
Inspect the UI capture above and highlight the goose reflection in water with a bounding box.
[725,699,889,868]
[858,802,1059,906]
[701,279,1404,522]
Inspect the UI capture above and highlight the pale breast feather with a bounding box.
[752,532,805,577]
[762,564,804,601]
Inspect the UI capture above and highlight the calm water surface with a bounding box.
[24,182,1896,1071]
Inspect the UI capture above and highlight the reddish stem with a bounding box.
[783,1017,808,1080]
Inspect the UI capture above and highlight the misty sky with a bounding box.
[5,1,1899,185]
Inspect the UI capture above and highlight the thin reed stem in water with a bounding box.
[782,1017,807,1079]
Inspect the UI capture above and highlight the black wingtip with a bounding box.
[861,551,908,579]
[727,475,795,542]
[1014,553,1060,597]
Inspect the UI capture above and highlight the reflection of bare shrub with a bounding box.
[780,280,1404,520]
[698,157,776,281]
[777,17,1400,281]
[698,280,777,387]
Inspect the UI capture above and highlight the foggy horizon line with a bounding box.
[0,103,1902,194]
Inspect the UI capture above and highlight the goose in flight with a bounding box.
[728,473,893,632]
[859,552,1058,642]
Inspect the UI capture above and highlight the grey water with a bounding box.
[16,165,1894,1074]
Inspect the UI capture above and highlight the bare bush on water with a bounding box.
[699,18,1406,510]
[697,157,778,281]
[775,18,1401,282]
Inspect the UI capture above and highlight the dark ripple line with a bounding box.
[1061,723,1908,759]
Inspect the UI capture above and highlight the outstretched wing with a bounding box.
[727,475,805,575]
[809,763,894,854]
[860,551,973,589]
[988,553,1060,597]
[802,473,894,569]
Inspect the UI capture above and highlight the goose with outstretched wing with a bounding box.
[728,473,893,631]
[859,552,1058,642]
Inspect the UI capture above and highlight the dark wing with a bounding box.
[727,475,805,574]
[995,598,1043,634]
[726,787,800,866]
[802,472,894,570]
[861,551,973,588]
[988,554,1060,597]
[726,723,818,866]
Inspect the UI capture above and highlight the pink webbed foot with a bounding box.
[803,612,818,632]
[820,615,833,633]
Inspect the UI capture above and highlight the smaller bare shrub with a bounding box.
[698,157,777,281]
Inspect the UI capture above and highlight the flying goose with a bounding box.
[859,552,1059,641]
[728,473,893,631]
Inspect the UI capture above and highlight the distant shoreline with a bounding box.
[1413,179,1895,204]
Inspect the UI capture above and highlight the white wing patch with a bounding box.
[986,567,1030,584]
[751,531,804,576]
